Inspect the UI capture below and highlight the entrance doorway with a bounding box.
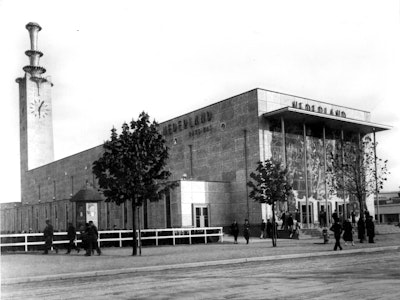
[335,203,351,220]
[194,206,209,227]
[318,202,331,227]
[299,202,313,225]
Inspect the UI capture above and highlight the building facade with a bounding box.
[375,191,400,224]
[0,23,391,233]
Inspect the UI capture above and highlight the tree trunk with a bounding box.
[131,199,137,256]
[271,202,277,247]
[137,206,142,256]
[358,194,365,220]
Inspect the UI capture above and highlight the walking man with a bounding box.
[330,219,343,251]
[66,222,80,254]
[43,219,57,254]
[332,209,339,223]
[85,221,101,256]
[366,216,375,243]
[230,220,239,244]
[243,219,250,244]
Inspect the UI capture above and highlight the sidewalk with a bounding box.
[2,233,400,285]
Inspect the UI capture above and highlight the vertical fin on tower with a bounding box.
[22,22,47,94]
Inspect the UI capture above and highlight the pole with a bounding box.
[189,145,193,179]
[281,117,287,212]
[358,132,364,214]
[281,117,287,166]
[341,130,346,220]
[303,123,309,228]
[323,126,329,228]
[244,129,250,220]
[131,199,137,256]
[373,129,380,224]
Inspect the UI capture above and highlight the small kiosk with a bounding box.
[70,185,104,230]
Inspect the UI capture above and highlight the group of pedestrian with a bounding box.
[259,219,273,239]
[230,219,252,244]
[279,211,301,239]
[231,214,302,244]
[329,209,375,251]
[42,219,101,256]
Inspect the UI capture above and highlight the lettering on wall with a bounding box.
[188,125,212,138]
[292,101,346,118]
[162,111,213,137]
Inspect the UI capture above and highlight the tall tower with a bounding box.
[16,22,54,176]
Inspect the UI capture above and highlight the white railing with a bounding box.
[0,227,224,252]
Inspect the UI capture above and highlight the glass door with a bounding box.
[195,206,209,227]
[300,203,313,225]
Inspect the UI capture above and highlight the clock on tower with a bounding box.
[29,98,50,119]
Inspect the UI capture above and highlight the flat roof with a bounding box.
[263,107,391,134]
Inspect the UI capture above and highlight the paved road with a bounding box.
[2,250,400,299]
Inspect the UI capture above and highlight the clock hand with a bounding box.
[38,101,44,112]
[38,101,44,118]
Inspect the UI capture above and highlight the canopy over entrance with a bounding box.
[263,107,391,134]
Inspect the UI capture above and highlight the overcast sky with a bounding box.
[1,0,399,203]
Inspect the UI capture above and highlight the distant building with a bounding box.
[375,191,400,224]
[0,23,391,233]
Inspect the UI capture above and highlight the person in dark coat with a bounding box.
[230,220,239,244]
[260,219,266,238]
[43,219,57,254]
[357,217,366,243]
[80,223,89,253]
[295,209,300,224]
[319,209,326,228]
[287,214,294,231]
[66,223,80,254]
[342,218,354,246]
[351,210,356,226]
[332,209,339,223]
[266,219,272,238]
[366,216,375,243]
[85,221,101,256]
[330,219,343,251]
[280,211,286,230]
[243,219,250,244]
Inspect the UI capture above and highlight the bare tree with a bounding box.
[326,136,389,219]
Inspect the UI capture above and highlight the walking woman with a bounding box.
[342,218,354,246]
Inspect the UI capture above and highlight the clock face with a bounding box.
[29,99,49,119]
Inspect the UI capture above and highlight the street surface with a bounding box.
[2,250,400,299]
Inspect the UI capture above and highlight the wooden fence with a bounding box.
[0,227,224,252]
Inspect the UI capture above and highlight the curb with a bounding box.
[3,245,399,285]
